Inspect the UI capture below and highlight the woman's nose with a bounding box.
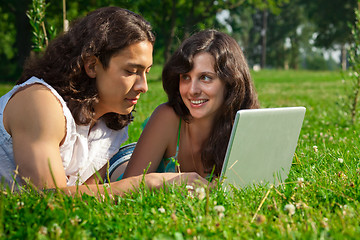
[189,79,201,95]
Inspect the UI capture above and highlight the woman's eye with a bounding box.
[180,75,190,81]
[201,75,212,81]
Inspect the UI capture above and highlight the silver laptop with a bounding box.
[219,107,306,189]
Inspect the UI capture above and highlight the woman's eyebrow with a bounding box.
[200,71,216,75]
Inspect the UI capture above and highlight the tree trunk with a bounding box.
[261,9,268,69]
[3,0,32,75]
[164,0,177,62]
[341,44,347,71]
[183,0,195,40]
[290,37,299,70]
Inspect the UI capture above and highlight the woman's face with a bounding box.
[93,41,153,118]
[179,52,225,121]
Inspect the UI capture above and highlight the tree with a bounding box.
[136,0,248,63]
[348,4,360,123]
[266,0,309,69]
[301,0,358,70]
[0,0,134,80]
[0,0,32,80]
[0,6,17,80]
[226,0,290,69]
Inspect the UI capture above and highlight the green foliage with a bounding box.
[0,6,18,81]
[26,0,56,52]
[301,0,357,48]
[302,51,339,70]
[0,0,355,81]
[0,8,16,59]
[1,69,360,239]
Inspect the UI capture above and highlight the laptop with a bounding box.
[219,107,306,189]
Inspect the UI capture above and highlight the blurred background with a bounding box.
[0,0,358,81]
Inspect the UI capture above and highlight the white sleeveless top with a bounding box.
[0,77,128,187]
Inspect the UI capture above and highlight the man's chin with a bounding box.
[120,106,134,115]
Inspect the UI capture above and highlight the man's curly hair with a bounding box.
[19,7,155,130]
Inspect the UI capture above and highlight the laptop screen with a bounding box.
[220,107,306,189]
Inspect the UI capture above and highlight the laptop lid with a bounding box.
[219,107,306,189]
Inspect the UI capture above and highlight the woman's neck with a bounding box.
[187,117,214,143]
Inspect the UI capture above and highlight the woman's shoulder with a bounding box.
[152,103,178,120]
[144,103,180,133]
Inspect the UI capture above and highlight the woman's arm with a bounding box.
[123,103,180,178]
[64,172,207,196]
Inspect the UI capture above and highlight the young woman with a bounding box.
[123,29,260,180]
[0,7,205,195]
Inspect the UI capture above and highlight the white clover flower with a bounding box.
[342,205,355,217]
[297,178,304,187]
[214,205,225,213]
[284,204,296,216]
[187,191,194,198]
[38,226,48,235]
[313,146,318,153]
[51,223,62,236]
[70,215,81,225]
[195,187,206,200]
[295,201,309,209]
[185,185,194,190]
[158,207,165,213]
[337,158,344,163]
[321,217,329,229]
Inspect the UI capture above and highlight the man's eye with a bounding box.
[127,70,137,75]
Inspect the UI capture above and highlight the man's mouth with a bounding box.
[127,97,140,105]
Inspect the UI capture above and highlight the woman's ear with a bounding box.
[84,56,98,78]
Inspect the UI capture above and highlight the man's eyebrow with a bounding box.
[127,63,153,69]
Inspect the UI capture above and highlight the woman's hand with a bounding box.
[144,172,209,189]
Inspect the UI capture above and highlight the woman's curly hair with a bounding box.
[162,29,259,176]
[18,7,155,130]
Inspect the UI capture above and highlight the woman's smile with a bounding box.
[190,99,209,107]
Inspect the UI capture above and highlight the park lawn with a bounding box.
[1,69,360,239]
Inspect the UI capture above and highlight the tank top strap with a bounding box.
[174,119,181,159]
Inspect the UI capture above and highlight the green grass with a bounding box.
[1,69,360,239]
